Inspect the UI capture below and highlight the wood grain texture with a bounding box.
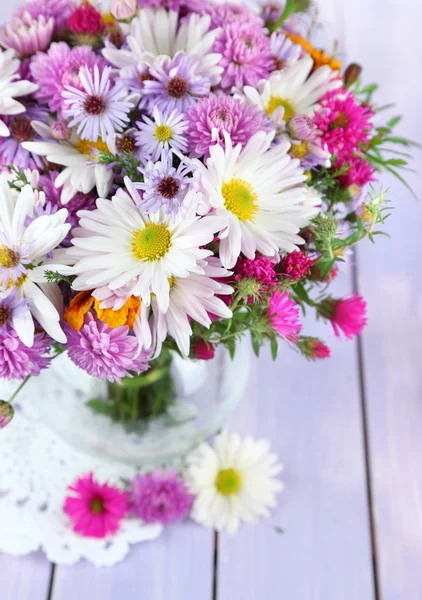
[0,554,52,600]
[342,1,422,598]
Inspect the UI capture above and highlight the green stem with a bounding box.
[8,376,31,404]
[268,0,296,32]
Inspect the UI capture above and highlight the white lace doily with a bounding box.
[0,383,163,567]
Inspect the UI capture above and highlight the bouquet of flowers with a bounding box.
[0,0,413,425]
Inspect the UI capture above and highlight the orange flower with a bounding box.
[94,296,141,329]
[63,290,95,331]
[286,32,341,72]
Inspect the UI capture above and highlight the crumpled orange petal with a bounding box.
[63,290,95,331]
[94,295,141,329]
[286,32,342,72]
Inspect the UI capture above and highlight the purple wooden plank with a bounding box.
[342,0,422,598]
[51,524,214,600]
[0,554,52,600]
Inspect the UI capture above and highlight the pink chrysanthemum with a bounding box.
[234,255,278,287]
[64,313,150,383]
[0,329,51,380]
[130,469,194,525]
[192,339,215,360]
[30,42,107,113]
[213,23,273,90]
[0,12,54,58]
[314,90,373,162]
[64,472,128,538]
[280,250,314,281]
[137,0,203,12]
[15,0,76,34]
[185,94,270,158]
[267,290,302,342]
[327,295,367,340]
[67,2,104,35]
[204,3,264,29]
[337,155,376,189]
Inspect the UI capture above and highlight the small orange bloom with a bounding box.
[63,290,95,331]
[286,32,341,72]
[94,296,141,329]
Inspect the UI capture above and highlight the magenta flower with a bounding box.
[67,2,104,35]
[267,290,302,342]
[337,155,376,189]
[130,470,194,525]
[328,295,367,340]
[314,90,373,162]
[0,12,54,58]
[192,339,215,361]
[205,3,264,29]
[0,400,14,429]
[214,23,273,90]
[185,94,270,158]
[0,329,51,380]
[15,0,76,34]
[280,250,314,281]
[234,255,277,287]
[64,472,128,538]
[309,340,331,359]
[64,313,150,383]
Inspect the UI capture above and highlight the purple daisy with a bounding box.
[129,469,194,525]
[62,66,133,142]
[0,289,29,331]
[135,151,194,215]
[0,103,49,170]
[213,23,273,90]
[0,12,54,58]
[185,94,271,159]
[270,32,302,71]
[138,0,203,13]
[204,3,264,29]
[0,328,52,380]
[64,313,150,383]
[15,0,76,34]
[143,53,212,113]
[29,42,107,114]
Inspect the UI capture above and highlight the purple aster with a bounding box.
[185,94,271,159]
[285,115,331,169]
[143,53,212,113]
[129,469,194,525]
[138,0,203,14]
[213,23,273,90]
[204,3,264,29]
[0,12,54,58]
[30,42,107,114]
[0,289,29,331]
[64,313,150,383]
[270,32,302,71]
[0,103,49,170]
[0,328,51,380]
[15,0,76,34]
[62,66,133,142]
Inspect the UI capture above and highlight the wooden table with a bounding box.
[1,0,422,598]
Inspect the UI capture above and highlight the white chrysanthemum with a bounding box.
[186,431,283,534]
[0,48,38,137]
[194,130,320,269]
[103,9,222,85]
[244,55,341,123]
[68,178,226,313]
[23,121,113,204]
[136,106,187,161]
[0,176,71,346]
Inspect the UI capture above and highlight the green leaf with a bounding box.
[251,334,260,358]
[387,115,401,128]
[86,399,115,417]
[270,337,279,360]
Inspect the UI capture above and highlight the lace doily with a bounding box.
[0,381,162,567]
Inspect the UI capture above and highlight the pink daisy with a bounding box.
[0,12,54,58]
[64,472,128,538]
[15,0,76,34]
[337,155,376,189]
[130,470,194,525]
[327,295,367,340]
[267,290,302,342]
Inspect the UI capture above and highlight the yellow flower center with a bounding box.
[0,246,20,269]
[222,178,258,222]
[131,223,172,261]
[77,137,109,160]
[266,96,296,121]
[290,140,311,160]
[90,497,105,514]
[155,124,172,142]
[216,468,242,496]
[168,275,175,289]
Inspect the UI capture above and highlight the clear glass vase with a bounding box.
[29,341,251,468]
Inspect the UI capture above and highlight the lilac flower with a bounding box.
[0,104,49,169]
[0,289,29,332]
[143,53,212,113]
[213,23,273,90]
[64,313,150,383]
[138,0,203,12]
[0,12,54,58]
[135,151,194,215]
[285,117,331,169]
[0,328,51,380]
[270,32,302,71]
[130,469,194,525]
[62,66,133,142]
[136,107,188,161]
[185,94,271,159]
[15,0,76,34]
[204,3,264,29]
[30,42,107,114]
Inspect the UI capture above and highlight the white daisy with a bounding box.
[22,121,113,204]
[0,48,38,137]
[135,106,187,161]
[0,176,71,346]
[193,130,320,269]
[103,9,222,86]
[244,55,342,123]
[62,66,134,142]
[68,178,226,314]
[186,431,283,534]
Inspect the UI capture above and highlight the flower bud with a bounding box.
[192,339,215,361]
[110,0,138,21]
[344,63,362,86]
[286,115,314,140]
[51,121,72,141]
[0,400,14,429]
